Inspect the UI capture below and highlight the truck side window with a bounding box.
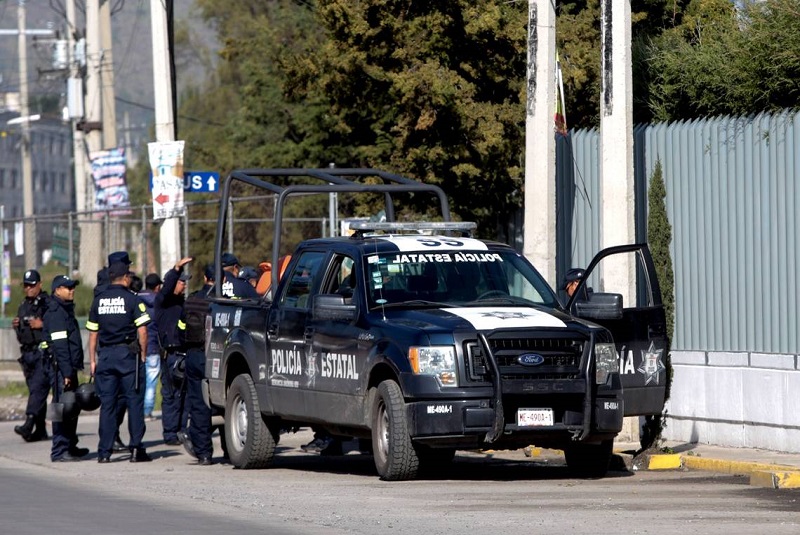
[322,254,357,303]
[280,251,326,309]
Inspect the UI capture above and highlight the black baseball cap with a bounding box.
[23,269,41,285]
[203,264,214,281]
[178,271,192,282]
[563,268,585,286]
[51,275,80,292]
[145,273,163,289]
[221,252,240,268]
[108,261,131,279]
[108,251,132,266]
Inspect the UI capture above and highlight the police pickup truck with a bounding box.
[204,169,668,480]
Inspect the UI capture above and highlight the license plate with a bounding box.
[517,408,554,427]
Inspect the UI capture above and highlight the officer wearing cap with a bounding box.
[44,275,89,462]
[155,256,193,446]
[87,259,152,463]
[220,252,259,299]
[12,269,51,442]
[95,251,132,297]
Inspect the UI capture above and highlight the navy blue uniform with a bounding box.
[44,295,85,460]
[14,292,51,439]
[221,270,259,299]
[182,289,213,462]
[87,285,151,459]
[155,267,188,443]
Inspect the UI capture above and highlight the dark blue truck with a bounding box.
[204,169,668,480]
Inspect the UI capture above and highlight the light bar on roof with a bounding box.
[348,221,477,233]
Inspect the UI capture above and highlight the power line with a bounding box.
[114,95,225,127]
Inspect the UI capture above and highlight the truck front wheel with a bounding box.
[225,374,277,469]
[371,380,419,481]
[564,439,613,478]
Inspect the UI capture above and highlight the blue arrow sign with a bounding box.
[149,171,220,193]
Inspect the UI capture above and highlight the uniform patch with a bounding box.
[138,302,146,312]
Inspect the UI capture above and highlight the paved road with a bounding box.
[1,415,799,535]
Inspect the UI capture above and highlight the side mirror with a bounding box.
[312,294,357,322]
[574,292,623,320]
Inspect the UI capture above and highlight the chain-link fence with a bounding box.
[1,195,332,290]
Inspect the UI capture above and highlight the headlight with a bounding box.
[408,346,457,386]
[594,342,619,384]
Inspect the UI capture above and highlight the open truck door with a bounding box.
[566,244,669,417]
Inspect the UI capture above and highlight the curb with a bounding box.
[681,455,800,488]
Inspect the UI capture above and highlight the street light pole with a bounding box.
[17,0,36,269]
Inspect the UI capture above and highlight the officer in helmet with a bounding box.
[44,275,88,462]
[12,269,50,442]
[87,259,152,463]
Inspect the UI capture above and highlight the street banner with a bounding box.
[90,148,132,215]
[148,141,186,220]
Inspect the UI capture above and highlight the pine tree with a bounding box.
[641,158,675,450]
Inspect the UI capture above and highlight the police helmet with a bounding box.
[75,381,101,411]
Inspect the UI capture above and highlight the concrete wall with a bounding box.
[664,350,800,453]
[0,328,91,366]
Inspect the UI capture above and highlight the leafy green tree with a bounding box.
[646,0,800,122]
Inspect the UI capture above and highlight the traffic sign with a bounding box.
[184,171,220,192]
[148,171,220,193]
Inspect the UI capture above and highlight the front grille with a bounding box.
[465,334,585,382]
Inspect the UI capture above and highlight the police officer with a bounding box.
[198,263,215,296]
[155,256,193,446]
[87,260,152,463]
[220,253,259,299]
[179,283,215,465]
[12,269,50,442]
[44,275,89,462]
[96,251,133,453]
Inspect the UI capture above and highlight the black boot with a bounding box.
[28,417,49,442]
[14,416,35,441]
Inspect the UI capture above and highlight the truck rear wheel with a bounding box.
[225,374,276,469]
[564,439,613,478]
[371,380,419,481]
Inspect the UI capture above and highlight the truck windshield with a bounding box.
[365,250,560,309]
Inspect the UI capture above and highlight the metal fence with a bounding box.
[551,109,800,355]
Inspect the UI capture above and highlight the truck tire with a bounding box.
[564,439,613,478]
[225,374,276,469]
[371,380,419,481]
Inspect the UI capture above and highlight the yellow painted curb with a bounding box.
[749,470,800,489]
[681,455,796,476]
[647,453,682,470]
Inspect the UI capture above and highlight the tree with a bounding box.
[646,0,800,122]
[641,158,674,450]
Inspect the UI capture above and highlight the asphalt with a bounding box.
[3,365,800,488]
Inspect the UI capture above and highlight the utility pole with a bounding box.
[17,0,36,269]
[82,0,104,279]
[100,0,117,148]
[66,0,92,282]
[599,0,637,442]
[151,0,181,274]
[524,0,557,286]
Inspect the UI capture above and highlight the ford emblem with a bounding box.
[517,353,545,366]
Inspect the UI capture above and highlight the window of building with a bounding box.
[0,168,5,188]
[11,169,18,189]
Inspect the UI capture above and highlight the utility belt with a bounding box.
[20,344,41,353]
[99,339,140,354]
